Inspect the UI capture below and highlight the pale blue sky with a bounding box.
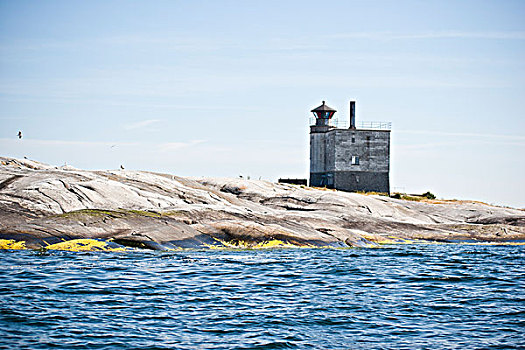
[1,0,524,207]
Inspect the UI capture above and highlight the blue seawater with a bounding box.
[0,245,524,349]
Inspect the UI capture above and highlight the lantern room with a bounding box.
[311,101,337,126]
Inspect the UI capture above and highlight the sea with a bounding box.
[1,245,523,349]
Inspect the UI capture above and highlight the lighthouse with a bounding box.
[309,100,391,193]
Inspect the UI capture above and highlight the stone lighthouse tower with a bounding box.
[309,100,391,193]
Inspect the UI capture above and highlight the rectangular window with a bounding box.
[352,134,355,143]
[351,156,359,165]
[327,173,334,186]
[366,136,371,147]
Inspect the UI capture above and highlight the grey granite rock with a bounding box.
[1,157,524,249]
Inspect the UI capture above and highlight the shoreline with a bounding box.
[1,157,524,252]
[2,237,524,253]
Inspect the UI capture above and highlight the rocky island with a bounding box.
[1,157,524,251]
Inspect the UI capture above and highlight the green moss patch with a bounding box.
[57,209,125,218]
[57,208,169,219]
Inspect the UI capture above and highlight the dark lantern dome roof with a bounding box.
[311,101,337,113]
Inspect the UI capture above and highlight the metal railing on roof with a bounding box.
[309,117,392,130]
[355,121,392,130]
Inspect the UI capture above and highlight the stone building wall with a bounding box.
[334,129,390,172]
[309,131,326,173]
[309,127,390,193]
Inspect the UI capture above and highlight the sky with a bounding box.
[0,0,524,208]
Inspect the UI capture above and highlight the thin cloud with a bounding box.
[0,137,208,151]
[396,141,470,150]
[328,31,525,40]
[394,132,525,152]
[0,138,138,147]
[395,129,525,141]
[158,140,206,152]
[124,119,161,130]
[98,35,241,52]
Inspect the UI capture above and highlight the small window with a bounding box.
[327,173,334,186]
[352,134,355,143]
[366,136,371,147]
[351,156,359,165]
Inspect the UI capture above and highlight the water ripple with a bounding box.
[1,245,524,349]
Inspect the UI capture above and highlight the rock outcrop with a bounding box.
[1,157,524,250]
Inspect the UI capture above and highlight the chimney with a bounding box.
[349,101,356,129]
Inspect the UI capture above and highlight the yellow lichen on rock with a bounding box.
[460,241,525,246]
[45,239,126,252]
[359,233,428,245]
[0,239,27,250]
[253,239,306,249]
[202,238,229,249]
[206,237,316,249]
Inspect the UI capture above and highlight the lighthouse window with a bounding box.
[327,173,334,186]
[352,135,355,143]
[351,156,359,165]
